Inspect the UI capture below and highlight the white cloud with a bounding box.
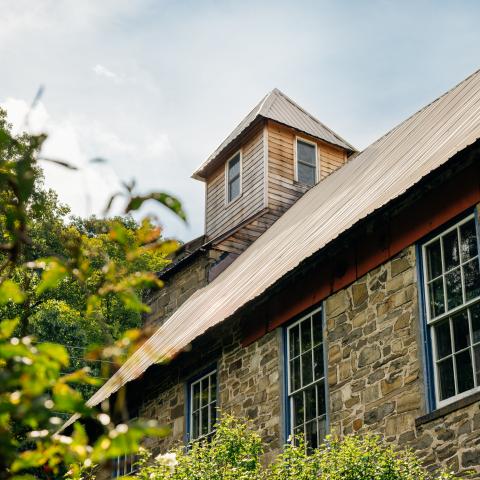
[93,64,122,83]
[1,97,50,135]
[1,97,122,217]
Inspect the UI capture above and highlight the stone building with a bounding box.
[90,71,480,478]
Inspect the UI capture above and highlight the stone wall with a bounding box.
[138,318,282,458]
[133,245,480,477]
[325,246,480,477]
[144,251,216,329]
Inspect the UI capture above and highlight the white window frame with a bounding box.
[294,136,319,185]
[421,213,480,408]
[189,369,217,442]
[112,452,138,478]
[225,150,242,205]
[286,305,326,448]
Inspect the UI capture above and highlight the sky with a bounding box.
[1,0,479,241]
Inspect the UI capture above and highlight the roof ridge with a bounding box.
[364,67,480,153]
[271,88,356,151]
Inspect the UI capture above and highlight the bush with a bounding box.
[135,414,453,480]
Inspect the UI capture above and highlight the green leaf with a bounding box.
[125,192,186,221]
[52,383,89,413]
[0,318,19,339]
[35,259,68,295]
[0,280,25,304]
[37,342,69,367]
[109,221,129,245]
[11,451,46,472]
[38,157,78,170]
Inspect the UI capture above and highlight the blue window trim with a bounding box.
[184,363,218,444]
[281,302,328,445]
[416,206,479,414]
[281,326,290,443]
[415,242,436,413]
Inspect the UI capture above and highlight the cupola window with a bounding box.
[296,139,317,186]
[226,152,241,203]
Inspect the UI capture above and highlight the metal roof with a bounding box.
[71,69,480,426]
[192,88,356,180]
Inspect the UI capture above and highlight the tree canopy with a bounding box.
[0,106,183,478]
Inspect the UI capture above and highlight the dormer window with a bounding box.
[226,151,241,203]
[296,138,317,186]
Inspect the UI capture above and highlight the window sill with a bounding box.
[415,391,480,427]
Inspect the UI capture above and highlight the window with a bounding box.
[421,214,480,406]
[189,369,217,441]
[286,307,326,449]
[296,139,317,186]
[226,152,241,203]
[112,453,138,478]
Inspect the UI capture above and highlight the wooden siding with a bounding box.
[267,120,346,215]
[205,120,348,254]
[213,211,279,255]
[205,124,265,240]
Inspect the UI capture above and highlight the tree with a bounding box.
[134,414,454,480]
[0,105,184,478]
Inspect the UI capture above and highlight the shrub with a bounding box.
[135,414,453,480]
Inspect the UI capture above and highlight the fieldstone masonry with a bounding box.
[326,246,480,477]
[139,319,282,459]
[135,245,480,477]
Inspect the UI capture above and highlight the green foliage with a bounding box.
[135,414,263,480]
[0,318,169,478]
[0,104,186,478]
[135,415,453,480]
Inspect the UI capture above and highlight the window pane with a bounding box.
[289,324,300,358]
[312,311,323,345]
[193,382,200,411]
[304,386,316,423]
[301,320,312,352]
[210,374,217,402]
[302,352,313,386]
[471,304,480,344]
[292,392,304,428]
[228,177,240,202]
[228,155,240,180]
[452,311,470,351]
[429,278,445,318]
[445,268,462,311]
[456,350,474,393]
[297,141,316,166]
[313,344,324,380]
[210,404,217,428]
[316,381,326,415]
[435,320,452,359]
[443,230,460,271]
[297,162,315,186]
[474,346,480,385]
[438,358,455,400]
[290,357,301,392]
[201,406,209,435]
[318,417,327,444]
[305,420,318,451]
[464,259,480,301]
[201,379,209,406]
[192,411,199,439]
[426,240,442,280]
[460,220,478,261]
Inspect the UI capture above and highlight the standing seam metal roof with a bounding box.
[192,88,355,179]
[77,68,480,421]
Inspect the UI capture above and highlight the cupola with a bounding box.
[193,89,356,255]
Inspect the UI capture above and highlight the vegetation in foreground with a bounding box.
[0,105,181,478]
[135,414,454,480]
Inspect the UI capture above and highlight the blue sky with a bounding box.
[1,0,479,240]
